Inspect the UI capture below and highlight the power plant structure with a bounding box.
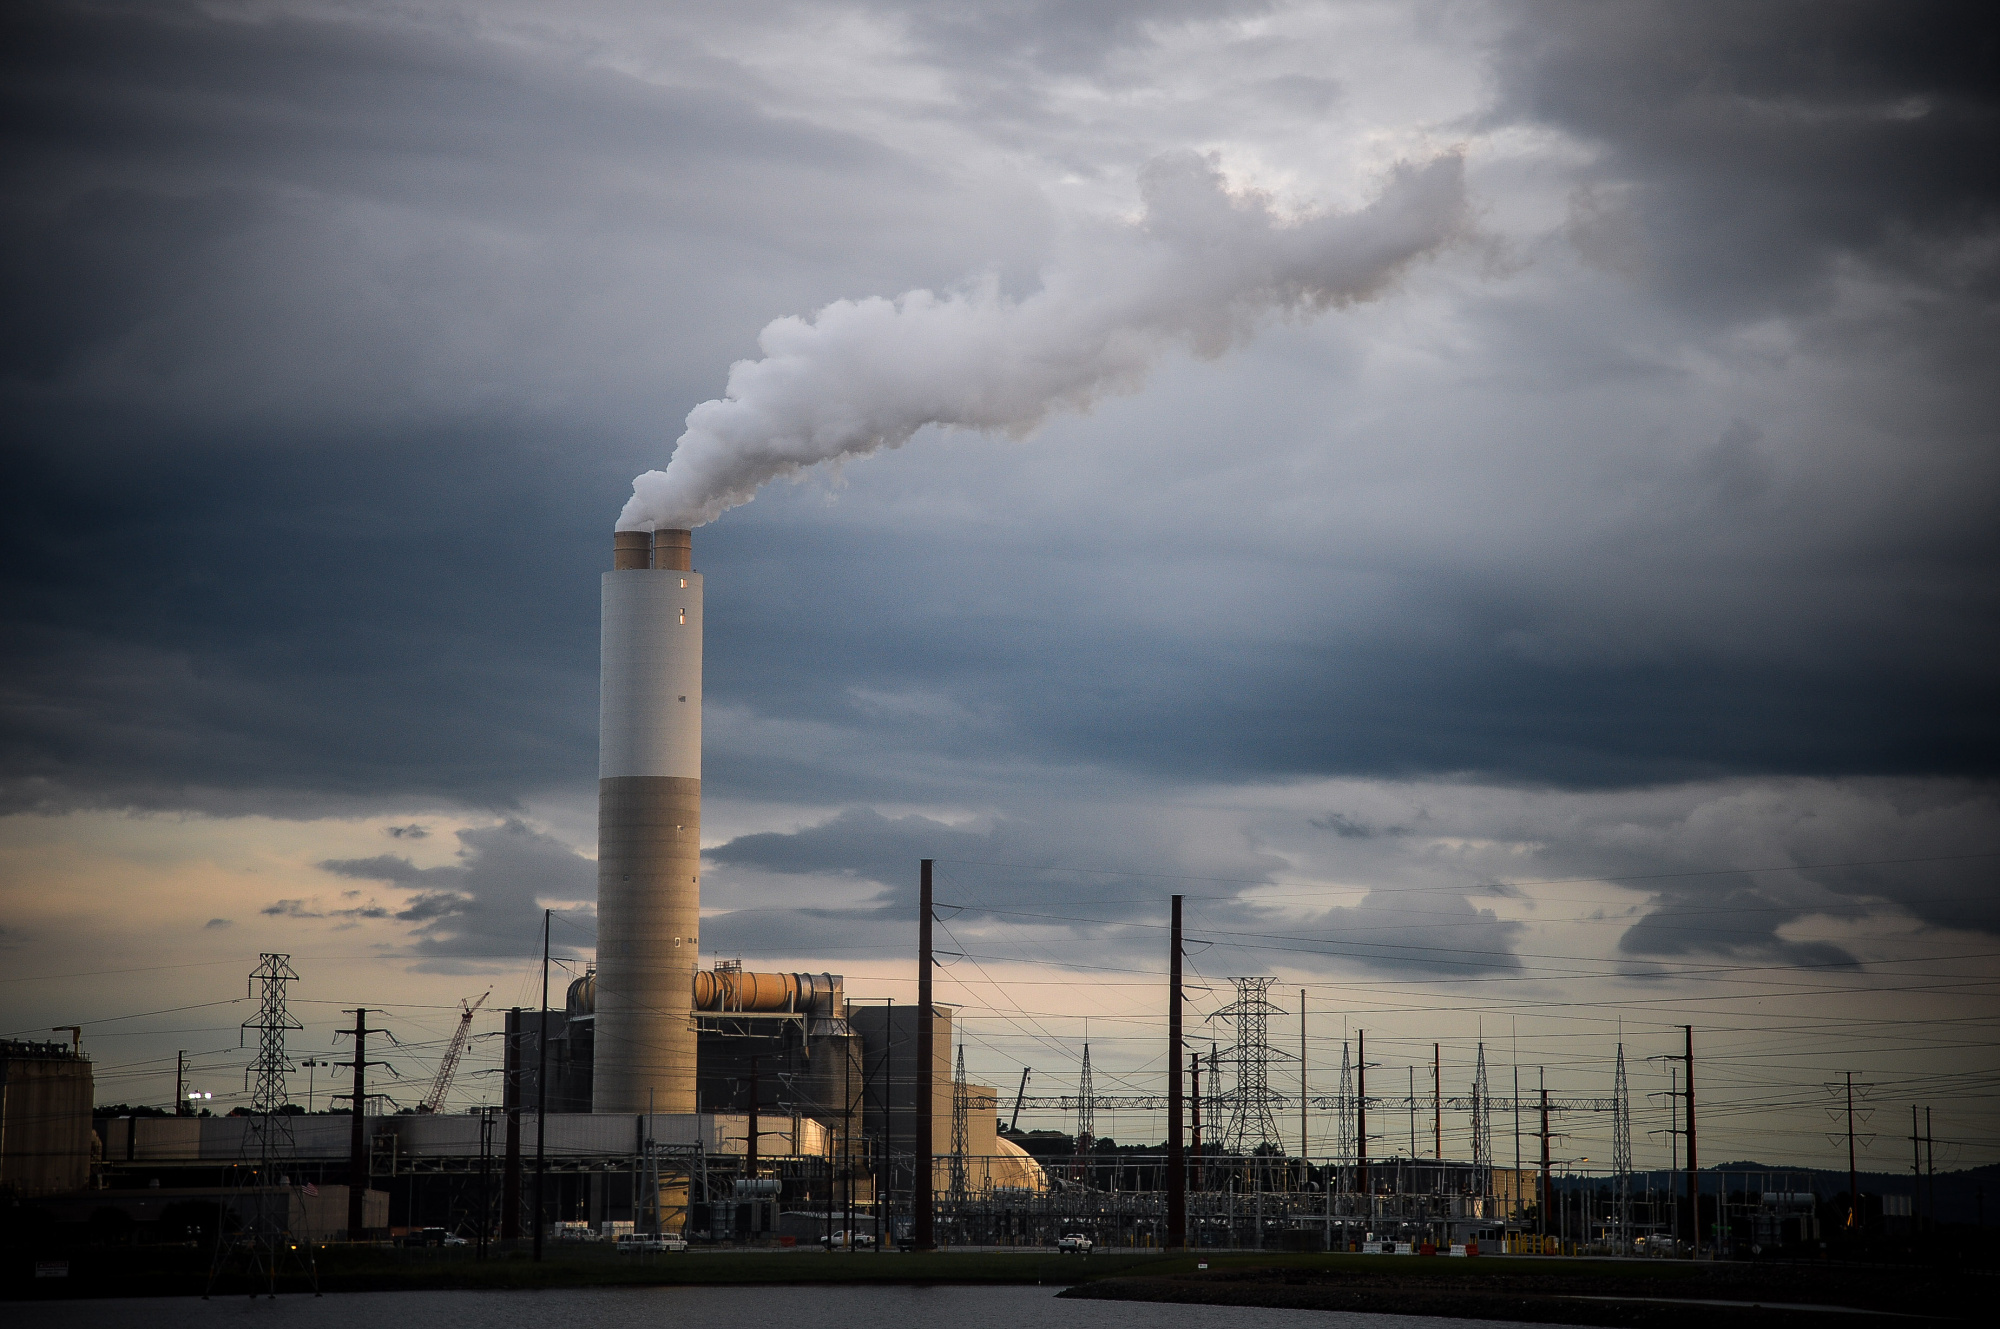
[595,527,703,1116]
[62,526,1836,1260]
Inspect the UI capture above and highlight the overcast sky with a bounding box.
[4,0,1996,1172]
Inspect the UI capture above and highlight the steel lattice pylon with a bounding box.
[1334,1041,1355,1164]
[1069,1044,1095,1185]
[949,1043,970,1200]
[208,953,317,1297]
[1472,1042,1493,1168]
[1213,977,1289,1156]
[1613,1041,1632,1243]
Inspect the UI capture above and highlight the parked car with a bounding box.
[820,1229,877,1249]
[1057,1233,1094,1254]
[616,1233,688,1253]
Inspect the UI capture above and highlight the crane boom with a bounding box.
[419,989,490,1113]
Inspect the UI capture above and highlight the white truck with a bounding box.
[1057,1233,1094,1254]
[616,1233,688,1253]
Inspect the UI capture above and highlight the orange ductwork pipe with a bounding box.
[693,970,801,1012]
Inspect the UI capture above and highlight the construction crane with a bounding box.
[418,990,489,1113]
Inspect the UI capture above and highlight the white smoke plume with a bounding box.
[620,149,1470,531]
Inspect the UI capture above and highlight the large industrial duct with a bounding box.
[692,970,843,1016]
[593,527,701,1114]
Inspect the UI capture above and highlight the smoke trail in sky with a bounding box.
[620,149,1469,531]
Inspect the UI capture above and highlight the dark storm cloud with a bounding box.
[1234,890,1526,976]
[696,803,1535,976]
[693,512,1998,798]
[0,0,1044,815]
[705,807,1002,895]
[1495,1,2000,313]
[0,429,610,814]
[0,0,1993,839]
[316,818,596,958]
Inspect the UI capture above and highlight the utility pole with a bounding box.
[1512,1062,1521,1217]
[1845,1071,1858,1231]
[478,1106,494,1260]
[502,1009,521,1241]
[1299,989,1309,1170]
[176,1050,189,1116]
[1356,1029,1368,1199]
[1925,1107,1935,1227]
[1167,894,1185,1249]
[334,1007,392,1241]
[1911,1105,1924,1230]
[1539,1077,1552,1239]
[914,859,934,1251]
[747,1055,761,1235]
[1189,1051,1202,1193]
[1684,1026,1698,1258]
[1433,1043,1442,1160]
[878,996,892,1252]
[534,908,550,1261]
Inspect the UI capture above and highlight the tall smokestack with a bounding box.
[594,527,701,1113]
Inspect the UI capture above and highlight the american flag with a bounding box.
[302,1182,318,1197]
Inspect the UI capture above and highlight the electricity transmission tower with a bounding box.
[949,1043,970,1200]
[207,954,318,1298]
[1335,1041,1355,1165]
[1213,977,1289,1158]
[1472,1042,1493,1168]
[1070,1044,1095,1186]
[1613,1041,1633,1244]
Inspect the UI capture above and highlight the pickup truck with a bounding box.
[1057,1233,1094,1254]
[820,1229,877,1249]
[616,1233,688,1253]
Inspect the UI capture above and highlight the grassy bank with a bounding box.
[5,1244,1174,1301]
[1061,1253,1983,1325]
[9,1245,1987,1320]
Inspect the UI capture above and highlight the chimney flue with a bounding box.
[612,530,651,570]
[652,528,692,571]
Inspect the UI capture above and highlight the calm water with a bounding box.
[19,1284,1536,1329]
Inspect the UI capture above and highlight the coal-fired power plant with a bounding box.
[595,527,702,1114]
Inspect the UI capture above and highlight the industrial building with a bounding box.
[46,526,1779,1257]
[1,1037,94,1197]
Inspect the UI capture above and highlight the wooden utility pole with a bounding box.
[747,1056,761,1236]
[347,1011,368,1239]
[1685,1026,1698,1258]
[502,1009,521,1241]
[334,1008,390,1240]
[1356,1029,1369,1198]
[534,909,550,1261]
[1433,1043,1442,1160]
[1912,1104,1924,1229]
[1539,1082,1552,1238]
[1166,894,1185,1249]
[1300,990,1309,1169]
[913,859,934,1250]
[1845,1070,1858,1232]
[1189,1051,1202,1193]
